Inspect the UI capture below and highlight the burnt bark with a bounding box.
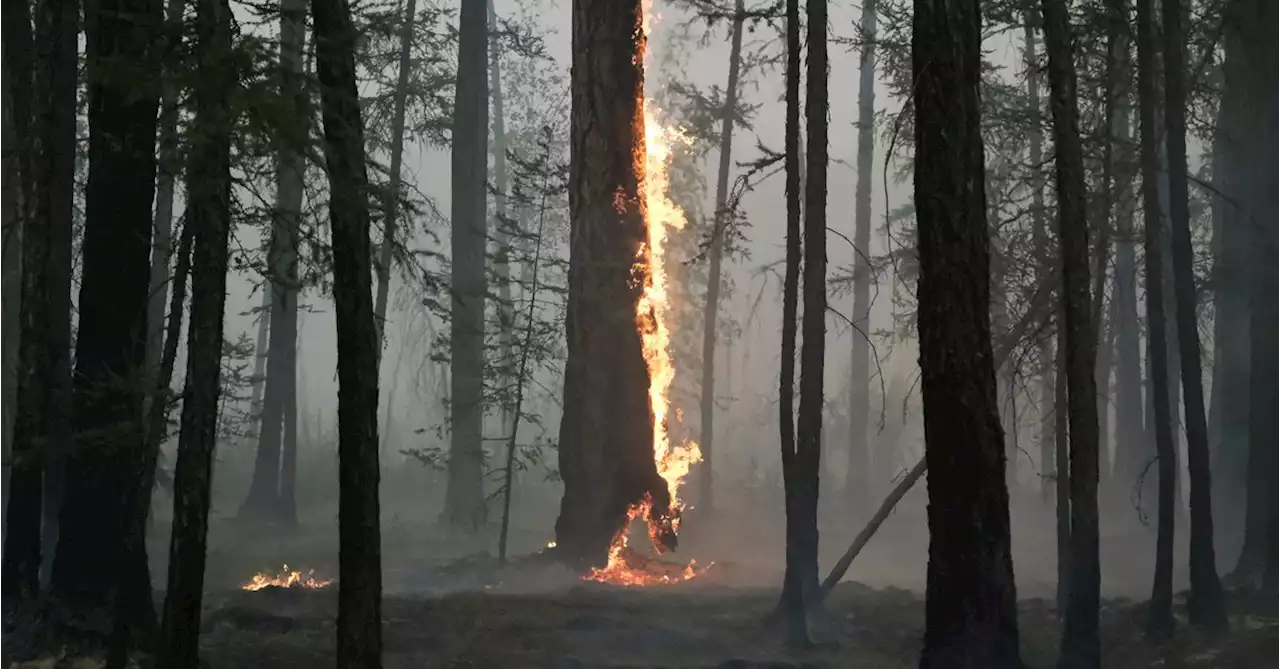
[696,0,745,516]
[1160,0,1226,632]
[913,0,1022,664]
[1135,0,1176,636]
[311,0,384,660]
[1040,0,1101,663]
[241,0,306,523]
[155,0,233,661]
[554,0,669,569]
[776,0,806,646]
[846,0,876,512]
[443,0,490,532]
[1,0,35,599]
[51,0,162,633]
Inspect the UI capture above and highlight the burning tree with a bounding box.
[555,0,701,572]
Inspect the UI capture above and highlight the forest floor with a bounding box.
[190,567,1278,669]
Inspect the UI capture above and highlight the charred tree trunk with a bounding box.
[155,0,233,661]
[241,0,306,523]
[443,0,490,532]
[555,0,668,569]
[311,0,384,660]
[1135,0,1176,636]
[846,0,876,512]
[373,0,417,359]
[776,0,806,645]
[913,0,1022,664]
[248,288,271,431]
[51,0,162,634]
[1023,16,1056,504]
[1041,0,1101,662]
[1160,0,1226,632]
[1,0,37,600]
[696,0,745,517]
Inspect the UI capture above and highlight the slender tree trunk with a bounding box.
[1023,16,1056,504]
[1160,0,1226,631]
[777,0,807,646]
[373,0,417,358]
[52,0,162,633]
[488,0,516,459]
[2,0,39,602]
[1208,0,1251,566]
[444,0,490,532]
[913,0,1022,664]
[696,0,744,517]
[155,0,233,660]
[241,0,306,521]
[846,0,876,512]
[1041,0,1101,663]
[1135,0,1176,636]
[248,288,271,432]
[554,0,669,569]
[311,0,384,660]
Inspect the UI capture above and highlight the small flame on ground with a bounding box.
[584,5,705,587]
[241,564,334,591]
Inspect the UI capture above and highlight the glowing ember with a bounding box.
[585,3,706,587]
[241,564,333,591]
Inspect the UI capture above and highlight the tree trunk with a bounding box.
[311,0,384,660]
[1022,16,1056,504]
[554,0,668,569]
[487,0,515,460]
[443,0,489,532]
[1160,0,1226,631]
[1135,0,1176,636]
[51,0,162,633]
[696,0,745,517]
[156,0,233,660]
[1040,0,1101,662]
[1208,0,1251,566]
[373,0,417,359]
[248,287,271,432]
[913,0,1022,664]
[0,0,36,598]
[776,0,806,645]
[846,0,876,512]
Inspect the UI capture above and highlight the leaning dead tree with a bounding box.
[554,0,672,569]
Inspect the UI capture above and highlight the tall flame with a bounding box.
[585,2,706,587]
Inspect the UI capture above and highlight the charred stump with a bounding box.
[554,0,672,571]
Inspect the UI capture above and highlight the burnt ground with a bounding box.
[184,577,1276,669]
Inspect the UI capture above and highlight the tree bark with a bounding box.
[156,0,233,660]
[696,0,745,517]
[913,0,1022,664]
[0,0,36,598]
[443,0,490,532]
[248,288,272,432]
[311,0,384,660]
[1040,0,1101,663]
[555,0,669,569]
[846,0,876,512]
[1135,0,1176,636]
[1159,0,1227,632]
[487,0,516,462]
[51,0,162,633]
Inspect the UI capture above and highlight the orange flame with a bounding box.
[241,564,334,591]
[585,4,706,587]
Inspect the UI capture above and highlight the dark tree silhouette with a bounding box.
[912,0,1022,663]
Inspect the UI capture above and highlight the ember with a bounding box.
[242,564,334,591]
[585,2,705,587]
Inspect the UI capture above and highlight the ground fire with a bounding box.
[582,6,707,587]
[242,564,334,591]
